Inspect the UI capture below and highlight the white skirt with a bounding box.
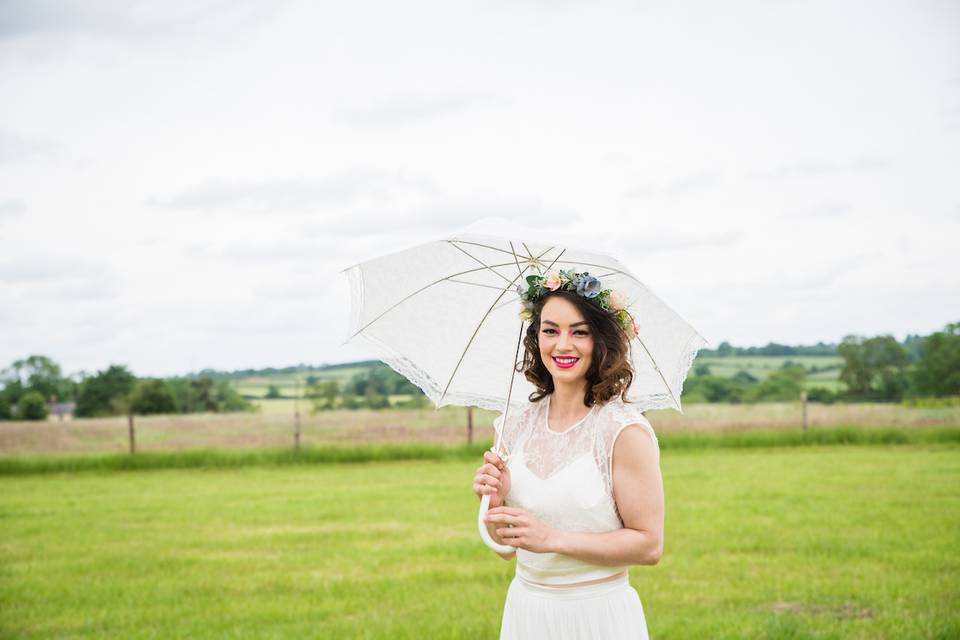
[499,572,649,640]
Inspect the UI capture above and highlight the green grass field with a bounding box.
[2,444,958,639]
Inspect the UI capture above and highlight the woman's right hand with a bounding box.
[474,450,511,508]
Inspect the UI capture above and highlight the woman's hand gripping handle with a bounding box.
[474,450,515,555]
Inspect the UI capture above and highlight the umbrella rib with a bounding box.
[487,243,560,310]
[446,241,515,286]
[542,246,566,273]
[494,241,556,452]
[449,239,538,260]
[437,245,558,405]
[508,241,524,280]
[632,333,681,411]
[447,278,526,292]
[346,259,553,341]
[446,242,634,285]
[537,259,644,285]
[494,319,527,458]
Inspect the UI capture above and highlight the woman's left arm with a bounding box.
[484,424,664,566]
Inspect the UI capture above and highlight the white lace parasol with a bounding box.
[341,230,708,416]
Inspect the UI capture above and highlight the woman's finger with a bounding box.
[483,464,501,479]
[475,473,500,487]
[484,451,505,469]
[485,513,523,526]
[474,483,498,495]
[476,462,500,477]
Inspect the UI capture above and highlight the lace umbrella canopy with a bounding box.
[340,230,708,552]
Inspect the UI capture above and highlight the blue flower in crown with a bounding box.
[576,275,601,298]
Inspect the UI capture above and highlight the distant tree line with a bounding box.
[192,360,382,381]
[700,341,840,357]
[699,335,928,359]
[4,322,955,419]
[0,356,253,421]
[683,361,833,403]
[306,365,430,412]
[685,322,959,404]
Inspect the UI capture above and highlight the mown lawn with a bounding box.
[1,444,958,639]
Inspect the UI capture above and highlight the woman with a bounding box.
[472,270,664,640]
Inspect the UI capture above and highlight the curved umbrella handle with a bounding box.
[478,493,516,555]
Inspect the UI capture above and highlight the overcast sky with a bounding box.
[1,0,958,378]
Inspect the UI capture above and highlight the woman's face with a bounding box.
[538,296,594,384]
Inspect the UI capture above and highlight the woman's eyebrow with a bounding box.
[542,320,589,327]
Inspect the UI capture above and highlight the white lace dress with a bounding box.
[493,394,660,640]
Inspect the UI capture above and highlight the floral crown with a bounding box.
[516,269,639,338]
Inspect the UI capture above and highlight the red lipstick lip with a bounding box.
[552,356,579,368]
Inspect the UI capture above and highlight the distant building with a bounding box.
[49,402,76,421]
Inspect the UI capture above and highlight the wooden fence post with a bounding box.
[467,406,474,445]
[294,377,301,451]
[128,413,136,454]
[800,390,808,431]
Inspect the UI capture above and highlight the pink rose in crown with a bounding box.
[608,290,626,311]
[632,319,640,337]
[543,272,562,291]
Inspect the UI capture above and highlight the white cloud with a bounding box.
[0,0,957,376]
[340,93,499,128]
[0,199,26,218]
[0,130,58,164]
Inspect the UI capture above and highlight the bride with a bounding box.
[472,270,664,640]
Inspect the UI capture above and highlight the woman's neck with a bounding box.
[549,381,589,419]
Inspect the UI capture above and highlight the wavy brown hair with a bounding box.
[517,289,635,407]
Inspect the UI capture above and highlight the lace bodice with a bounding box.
[492,394,660,585]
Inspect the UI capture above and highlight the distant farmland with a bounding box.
[233,355,849,403]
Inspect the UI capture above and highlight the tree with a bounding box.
[909,322,960,397]
[348,368,391,396]
[838,335,910,401]
[364,386,391,409]
[129,379,177,415]
[190,377,219,412]
[694,363,712,377]
[1,355,78,405]
[308,380,340,412]
[265,385,282,399]
[396,394,431,409]
[806,387,838,404]
[747,365,806,402]
[681,375,747,403]
[1,355,72,401]
[0,380,24,420]
[160,377,252,414]
[16,391,49,420]
[75,365,137,417]
[214,380,253,412]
